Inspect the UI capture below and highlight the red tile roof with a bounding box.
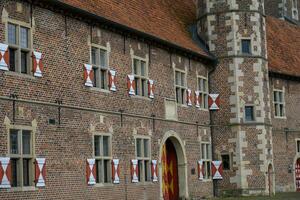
[266,16,300,77]
[59,0,210,58]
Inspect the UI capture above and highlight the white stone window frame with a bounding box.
[197,74,209,111]
[7,125,35,190]
[200,141,212,181]
[5,18,33,75]
[244,104,256,122]
[240,37,253,55]
[90,42,111,92]
[134,135,151,183]
[92,132,113,186]
[174,68,187,106]
[131,54,149,98]
[273,88,286,119]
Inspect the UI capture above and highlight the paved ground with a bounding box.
[211,192,300,200]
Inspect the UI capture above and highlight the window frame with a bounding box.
[200,141,212,180]
[134,135,151,182]
[5,19,33,75]
[93,133,113,185]
[273,89,286,118]
[131,55,149,97]
[90,43,110,91]
[244,105,255,122]
[174,68,187,105]
[241,39,252,55]
[221,153,232,171]
[7,127,35,188]
[197,75,209,110]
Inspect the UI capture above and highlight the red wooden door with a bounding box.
[162,139,179,200]
[296,158,300,191]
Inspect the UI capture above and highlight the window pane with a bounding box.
[245,106,254,121]
[100,69,107,89]
[100,49,107,68]
[96,160,101,183]
[145,160,151,181]
[9,48,16,72]
[206,144,211,159]
[176,88,180,104]
[201,144,205,159]
[141,61,146,76]
[10,130,19,154]
[104,159,111,183]
[93,67,98,87]
[136,139,142,157]
[181,73,185,86]
[21,51,28,74]
[94,136,100,156]
[144,139,149,158]
[221,155,230,170]
[135,78,140,95]
[103,136,109,157]
[181,88,185,104]
[11,158,19,187]
[22,130,31,155]
[134,59,139,75]
[175,71,180,85]
[203,79,207,92]
[279,104,284,117]
[138,160,143,182]
[278,92,283,102]
[141,79,147,97]
[23,158,30,186]
[91,47,97,65]
[8,23,17,44]
[242,40,251,54]
[20,27,29,48]
[207,162,211,178]
[204,94,208,109]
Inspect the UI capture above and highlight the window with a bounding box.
[175,70,187,104]
[91,46,109,89]
[9,129,33,187]
[241,39,251,54]
[133,58,148,96]
[221,154,231,170]
[245,106,255,121]
[273,90,285,117]
[7,22,31,74]
[135,137,151,182]
[297,140,300,153]
[94,134,112,183]
[201,142,211,180]
[198,77,209,109]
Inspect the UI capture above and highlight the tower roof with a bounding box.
[266,16,300,77]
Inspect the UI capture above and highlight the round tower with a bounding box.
[197,0,274,195]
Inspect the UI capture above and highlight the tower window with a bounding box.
[221,154,231,170]
[245,106,255,121]
[241,39,251,54]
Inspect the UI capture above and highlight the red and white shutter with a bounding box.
[151,160,158,182]
[197,160,204,180]
[86,159,96,185]
[127,75,135,95]
[35,158,46,187]
[112,159,120,184]
[0,43,9,71]
[109,69,117,91]
[148,79,154,99]
[0,157,11,188]
[84,64,94,87]
[195,91,200,108]
[212,160,223,180]
[186,89,192,106]
[32,51,44,77]
[131,159,139,183]
[208,94,220,110]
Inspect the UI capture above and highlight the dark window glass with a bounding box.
[221,154,230,170]
[94,136,100,156]
[22,130,31,154]
[245,106,255,121]
[100,49,107,68]
[91,47,97,65]
[96,160,101,183]
[10,130,19,154]
[9,48,16,72]
[135,78,139,95]
[21,51,27,74]
[100,69,107,90]
[297,141,300,153]
[23,158,30,186]
[8,23,17,44]
[241,39,251,54]
[144,160,150,181]
[103,159,110,183]
[103,136,109,157]
[20,27,29,48]
[93,67,98,87]
[11,158,18,187]
[138,160,142,182]
[136,139,142,157]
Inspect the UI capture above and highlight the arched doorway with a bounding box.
[159,132,188,200]
[268,164,274,196]
[162,139,179,200]
[295,158,300,191]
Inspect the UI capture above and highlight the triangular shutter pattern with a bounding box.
[84,64,94,87]
[32,51,44,77]
[35,158,46,187]
[208,94,220,110]
[148,80,154,99]
[131,159,139,183]
[86,159,96,185]
[212,160,223,180]
[112,159,120,184]
[0,157,11,188]
[186,89,192,106]
[109,69,117,91]
[197,160,204,180]
[0,43,9,71]
[127,75,135,95]
[151,160,158,182]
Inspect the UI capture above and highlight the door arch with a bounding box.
[159,131,188,200]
